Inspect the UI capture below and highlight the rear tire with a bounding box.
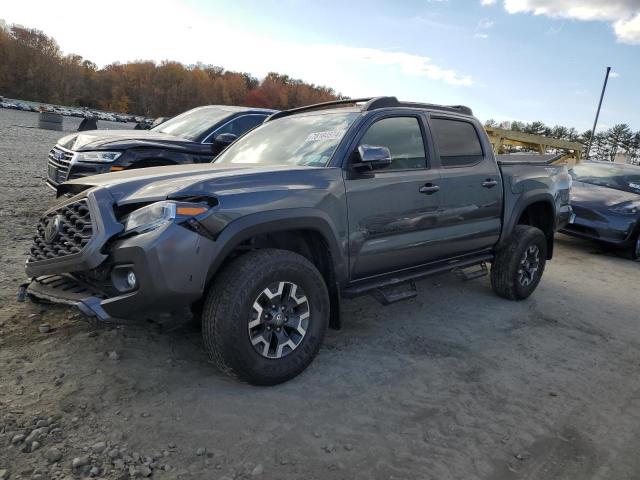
[201,249,330,385]
[491,225,547,300]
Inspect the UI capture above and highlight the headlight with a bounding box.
[122,201,210,234]
[609,200,640,215]
[76,151,122,163]
[123,202,176,233]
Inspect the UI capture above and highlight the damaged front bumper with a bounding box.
[22,187,218,322]
[20,274,115,321]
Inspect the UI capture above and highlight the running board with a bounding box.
[342,252,493,299]
[453,262,488,281]
[371,281,417,305]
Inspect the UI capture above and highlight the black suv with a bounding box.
[46,105,276,189]
[25,97,571,385]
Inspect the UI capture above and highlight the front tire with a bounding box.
[629,230,640,261]
[491,225,547,300]
[202,249,330,385]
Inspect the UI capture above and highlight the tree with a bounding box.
[628,132,640,165]
[524,121,547,136]
[605,124,633,162]
[0,20,340,115]
[510,121,525,132]
[550,125,569,140]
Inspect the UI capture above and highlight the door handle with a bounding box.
[482,179,498,188]
[419,184,440,195]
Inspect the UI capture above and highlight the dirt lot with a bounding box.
[1,109,639,480]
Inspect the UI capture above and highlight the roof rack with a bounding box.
[265,96,473,122]
[394,101,473,116]
[265,97,473,122]
[266,98,373,122]
[364,97,473,115]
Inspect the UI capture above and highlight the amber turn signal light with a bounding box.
[176,206,208,216]
[110,166,125,172]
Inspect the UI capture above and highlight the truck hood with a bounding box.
[60,163,331,205]
[571,180,640,208]
[57,130,197,152]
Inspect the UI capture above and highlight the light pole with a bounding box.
[585,66,611,161]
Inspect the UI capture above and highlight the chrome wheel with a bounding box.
[248,281,310,359]
[518,244,540,287]
[635,236,640,260]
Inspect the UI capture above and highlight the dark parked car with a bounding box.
[24,97,571,385]
[562,161,640,260]
[46,105,276,189]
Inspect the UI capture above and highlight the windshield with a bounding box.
[152,107,230,141]
[570,164,640,194]
[214,112,359,167]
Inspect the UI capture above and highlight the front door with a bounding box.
[344,114,443,279]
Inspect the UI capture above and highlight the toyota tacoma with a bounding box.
[23,97,572,385]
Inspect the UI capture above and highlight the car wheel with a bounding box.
[201,249,330,385]
[490,225,547,300]
[631,231,640,261]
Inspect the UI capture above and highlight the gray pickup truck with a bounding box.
[23,97,572,385]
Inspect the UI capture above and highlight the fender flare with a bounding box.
[204,208,348,285]
[499,191,557,256]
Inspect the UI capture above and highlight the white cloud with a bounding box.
[610,71,621,78]
[494,0,640,44]
[481,0,497,5]
[615,12,640,43]
[574,89,588,95]
[1,0,474,93]
[308,45,474,86]
[477,18,495,29]
[474,33,490,39]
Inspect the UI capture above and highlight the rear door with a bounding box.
[344,113,443,279]
[428,115,503,257]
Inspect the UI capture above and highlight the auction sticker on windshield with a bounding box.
[305,130,345,142]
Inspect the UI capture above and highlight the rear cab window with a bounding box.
[431,117,484,168]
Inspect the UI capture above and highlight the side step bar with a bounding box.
[371,281,417,305]
[342,253,493,300]
[453,262,488,281]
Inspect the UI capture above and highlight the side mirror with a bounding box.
[353,145,392,171]
[212,133,238,155]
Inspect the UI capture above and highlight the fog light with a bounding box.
[126,271,137,289]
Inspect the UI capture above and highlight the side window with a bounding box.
[431,118,484,168]
[358,117,427,170]
[214,115,267,138]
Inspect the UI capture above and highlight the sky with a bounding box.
[3,0,640,132]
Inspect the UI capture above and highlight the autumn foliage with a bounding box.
[0,23,340,116]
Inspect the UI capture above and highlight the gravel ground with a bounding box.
[1,109,640,480]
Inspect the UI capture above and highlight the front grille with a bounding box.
[47,146,74,185]
[29,200,94,262]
